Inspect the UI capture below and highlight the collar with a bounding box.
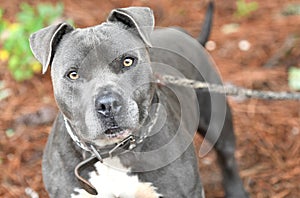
[64,118,137,162]
[63,91,160,195]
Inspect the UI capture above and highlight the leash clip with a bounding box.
[108,135,136,157]
[90,145,103,163]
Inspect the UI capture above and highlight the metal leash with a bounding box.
[158,75,300,100]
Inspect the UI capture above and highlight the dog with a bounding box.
[29,2,248,198]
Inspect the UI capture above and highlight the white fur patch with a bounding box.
[71,157,162,198]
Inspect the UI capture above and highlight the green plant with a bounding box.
[234,0,259,18]
[282,4,300,16]
[0,10,7,33]
[0,3,71,81]
[288,67,300,90]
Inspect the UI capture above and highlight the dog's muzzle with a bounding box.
[63,92,160,195]
[95,90,126,138]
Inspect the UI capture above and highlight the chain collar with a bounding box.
[64,117,138,160]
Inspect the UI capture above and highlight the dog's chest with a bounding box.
[71,157,161,198]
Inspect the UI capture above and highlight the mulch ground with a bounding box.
[1,0,300,197]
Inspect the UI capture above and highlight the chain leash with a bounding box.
[158,75,300,100]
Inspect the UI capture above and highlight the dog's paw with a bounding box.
[135,182,162,198]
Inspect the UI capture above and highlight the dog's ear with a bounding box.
[107,7,154,47]
[29,23,74,74]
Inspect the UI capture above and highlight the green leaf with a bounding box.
[13,69,26,81]
[282,4,300,16]
[17,3,35,24]
[235,0,259,18]
[0,8,3,18]
[8,56,19,70]
[22,69,34,80]
[5,128,15,138]
[288,67,300,90]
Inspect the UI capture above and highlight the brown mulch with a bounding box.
[1,0,300,197]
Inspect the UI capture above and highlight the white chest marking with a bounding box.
[71,157,162,198]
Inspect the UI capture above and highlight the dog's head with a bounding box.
[30,7,156,146]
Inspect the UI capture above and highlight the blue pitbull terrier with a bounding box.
[29,3,248,198]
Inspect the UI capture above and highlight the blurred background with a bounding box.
[0,0,299,197]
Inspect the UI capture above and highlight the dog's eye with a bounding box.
[122,57,134,67]
[67,71,80,80]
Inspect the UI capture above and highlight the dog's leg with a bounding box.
[197,94,248,197]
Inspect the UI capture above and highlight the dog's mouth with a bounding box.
[104,127,132,139]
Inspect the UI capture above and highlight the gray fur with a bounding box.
[30,6,248,198]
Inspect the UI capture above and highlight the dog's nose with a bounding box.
[95,91,122,117]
